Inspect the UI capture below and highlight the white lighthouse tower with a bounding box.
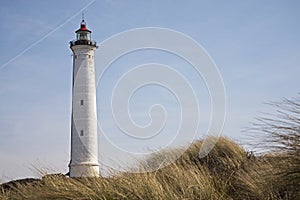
[69,19,99,177]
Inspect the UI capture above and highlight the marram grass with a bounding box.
[1,137,299,200]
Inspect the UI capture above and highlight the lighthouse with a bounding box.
[69,19,99,177]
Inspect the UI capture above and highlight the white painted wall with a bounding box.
[69,44,99,177]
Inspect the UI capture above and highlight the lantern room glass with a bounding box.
[77,31,91,41]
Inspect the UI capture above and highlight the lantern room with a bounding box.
[76,20,91,41]
[70,19,97,47]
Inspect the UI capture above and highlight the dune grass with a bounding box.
[1,96,299,199]
[1,136,298,200]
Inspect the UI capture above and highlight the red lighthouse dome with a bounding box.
[76,19,91,33]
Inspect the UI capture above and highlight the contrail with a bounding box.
[0,0,96,71]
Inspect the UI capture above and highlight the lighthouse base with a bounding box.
[69,162,100,177]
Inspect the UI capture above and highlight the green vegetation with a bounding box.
[1,96,299,199]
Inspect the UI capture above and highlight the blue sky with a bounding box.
[0,0,299,182]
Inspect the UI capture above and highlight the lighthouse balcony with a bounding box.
[70,40,97,47]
